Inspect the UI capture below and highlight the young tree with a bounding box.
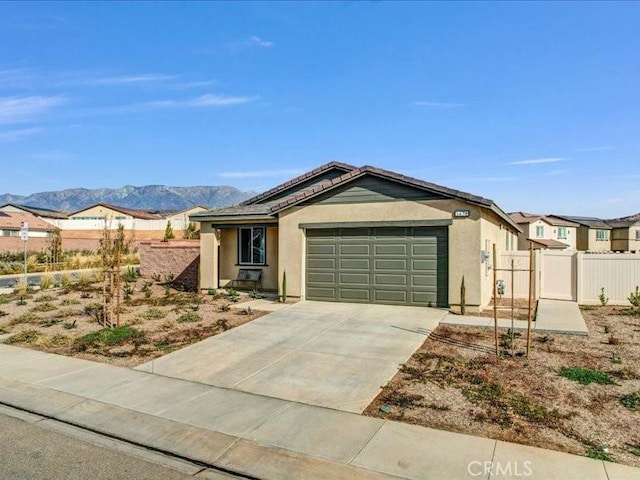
[163,221,175,242]
[184,221,200,240]
[47,227,63,268]
[98,223,131,328]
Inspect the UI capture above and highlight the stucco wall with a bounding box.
[585,228,611,252]
[139,240,200,291]
[70,205,133,219]
[277,199,511,310]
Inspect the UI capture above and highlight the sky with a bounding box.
[0,1,639,218]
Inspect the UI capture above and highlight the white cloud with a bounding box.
[74,73,176,86]
[413,101,465,109]
[507,157,564,166]
[219,168,305,179]
[0,95,66,124]
[575,146,615,152]
[247,36,274,48]
[0,127,43,143]
[146,94,258,109]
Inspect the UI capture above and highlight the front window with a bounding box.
[596,230,609,241]
[238,227,266,265]
[535,226,544,238]
[557,227,567,239]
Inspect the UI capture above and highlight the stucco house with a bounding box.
[0,203,68,224]
[552,215,612,252]
[0,211,56,252]
[192,162,520,312]
[509,212,578,250]
[608,213,640,253]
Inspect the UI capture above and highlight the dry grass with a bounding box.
[0,279,267,367]
[365,306,640,467]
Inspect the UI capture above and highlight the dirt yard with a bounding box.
[0,277,267,367]
[365,305,640,467]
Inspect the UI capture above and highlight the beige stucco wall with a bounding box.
[585,228,612,251]
[612,226,640,252]
[199,223,278,291]
[164,206,208,223]
[277,199,516,310]
[516,219,576,250]
[70,205,133,220]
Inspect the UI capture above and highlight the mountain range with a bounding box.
[0,185,254,213]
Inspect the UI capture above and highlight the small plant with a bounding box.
[139,308,167,321]
[218,303,231,312]
[610,352,622,364]
[62,319,77,330]
[151,273,162,282]
[0,310,7,317]
[123,266,138,282]
[76,273,94,288]
[123,282,134,301]
[84,303,104,323]
[620,391,640,411]
[249,289,265,299]
[599,287,609,307]
[224,288,240,303]
[604,325,611,334]
[30,302,58,313]
[75,326,146,350]
[177,312,202,323]
[16,296,27,306]
[558,367,615,385]
[629,286,640,308]
[60,273,71,290]
[34,294,55,303]
[607,334,620,345]
[163,220,175,242]
[164,272,175,284]
[13,279,28,295]
[39,275,54,291]
[7,329,42,344]
[164,284,171,297]
[207,288,219,297]
[216,318,230,331]
[586,445,614,462]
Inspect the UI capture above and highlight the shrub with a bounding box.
[599,287,609,307]
[559,367,615,385]
[9,312,41,326]
[30,302,58,313]
[621,391,640,411]
[60,273,71,289]
[60,298,81,306]
[39,275,54,291]
[629,286,640,308]
[177,312,202,323]
[75,326,146,349]
[76,273,94,288]
[586,445,614,462]
[7,329,42,344]
[34,294,55,303]
[139,308,167,321]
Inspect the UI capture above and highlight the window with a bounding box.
[636,230,640,241]
[557,227,567,239]
[596,230,609,241]
[238,227,266,265]
[535,226,544,238]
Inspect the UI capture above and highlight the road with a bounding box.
[0,410,237,479]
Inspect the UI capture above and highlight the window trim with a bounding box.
[535,225,544,238]
[596,229,609,241]
[237,226,266,266]
[557,227,567,239]
[635,230,640,241]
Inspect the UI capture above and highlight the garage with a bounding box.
[305,226,448,307]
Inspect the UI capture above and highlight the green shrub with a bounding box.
[7,329,42,344]
[139,308,167,321]
[60,298,81,306]
[34,294,55,303]
[177,312,202,323]
[558,367,615,385]
[621,391,640,411]
[75,326,146,348]
[599,287,609,306]
[586,445,614,462]
[629,286,640,308]
[30,302,58,313]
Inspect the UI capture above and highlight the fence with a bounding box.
[499,250,640,305]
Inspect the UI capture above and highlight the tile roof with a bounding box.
[553,215,612,229]
[0,212,56,231]
[70,203,163,220]
[606,212,640,228]
[509,212,579,227]
[544,215,580,228]
[0,203,68,219]
[528,238,570,249]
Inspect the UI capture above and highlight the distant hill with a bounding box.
[0,185,254,213]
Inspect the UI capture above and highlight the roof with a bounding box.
[0,211,56,231]
[69,203,162,220]
[553,215,612,229]
[527,238,570,249]
[152,205,209,218]
[509,212,579,228]
[193,163,522,232]
[0,203,68,219]
[607,212,640,228]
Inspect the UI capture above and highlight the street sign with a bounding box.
[20,222,29,241]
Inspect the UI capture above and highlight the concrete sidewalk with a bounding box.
[0,344,636,479]
[442,299,589,336]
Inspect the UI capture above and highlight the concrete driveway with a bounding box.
[137,301,446,413]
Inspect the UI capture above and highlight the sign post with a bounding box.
[20,222,28,285]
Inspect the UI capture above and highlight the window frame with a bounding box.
[237,226,266,266]
[557,227,567,239]
[596,229,609,241]
[635,230,640,241]
[535,225,544,238]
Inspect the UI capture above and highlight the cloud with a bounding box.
[507,157,564,166]
[70,73,176,86]
[0,95,66,124]
[575,146,615,152]
[247,36,274,48]
[412,101,465,109]
[146,94,258,109]
[0,127,43,143]
[0,68,34,88]
[218,168,305,179]
[540,169,569,177]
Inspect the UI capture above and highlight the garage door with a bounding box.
[305,226,448,307]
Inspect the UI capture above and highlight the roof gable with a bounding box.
[70,203,162,220]
[242,161,356,205]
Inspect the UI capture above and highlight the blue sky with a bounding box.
[0,2,638,218]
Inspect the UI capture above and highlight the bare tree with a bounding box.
[98,222,131,328]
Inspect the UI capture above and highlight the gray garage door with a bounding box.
[305,226,448,307]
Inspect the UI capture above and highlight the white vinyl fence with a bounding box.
[498,250,640,305]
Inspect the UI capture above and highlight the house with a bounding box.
[0,211,56,252]
[0,203,68,224]
[509,212,578,250]
[159,205,208,235]
[607,212,640,253]
[192,162,521,312]
[552,215,612,252]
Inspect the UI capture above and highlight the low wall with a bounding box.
[139,240,200,291]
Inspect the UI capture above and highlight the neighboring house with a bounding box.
[192,162,520,312]
[552,215,612,252]
[0,203,68,225]
[0,211,56,252]
[607,212,640,253]
[509,212,577,250]
[160,205,208,235]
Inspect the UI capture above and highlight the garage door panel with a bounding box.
[339,288,371,301]
[306,226,448,307]
[340,244,370,255]
[340,273,370,285]
[374,244,407,255]
[375,273,407,286]
[307,244,336,255]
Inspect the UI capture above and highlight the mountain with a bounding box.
[0,185,254,213]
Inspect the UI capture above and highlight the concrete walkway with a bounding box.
[441,299,589,336]
[136,301,445,413]
[0,344,635,480]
